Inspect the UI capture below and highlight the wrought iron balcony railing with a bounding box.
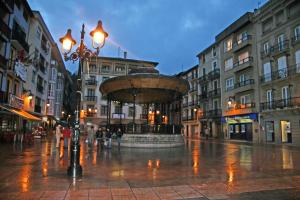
[260,97,300,111]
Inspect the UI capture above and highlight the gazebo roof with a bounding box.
[99,74,189,103]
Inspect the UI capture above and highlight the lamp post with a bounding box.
[59,20,108,177]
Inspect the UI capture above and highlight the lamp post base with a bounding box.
[67,143,82,178]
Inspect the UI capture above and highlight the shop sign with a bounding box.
[8,94,24,109]
[112,113,125,119]
[14,61,27,82]
[221,113,258,123]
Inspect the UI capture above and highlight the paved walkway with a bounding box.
[0,138,300,199]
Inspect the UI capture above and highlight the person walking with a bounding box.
[204,126,209,140]
[55,124,62,148]
[116,128,123,148]
[105,128,112,148]
[87,126,95,148]
[62,126,71,148]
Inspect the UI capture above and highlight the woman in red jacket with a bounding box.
[62,126,71,149]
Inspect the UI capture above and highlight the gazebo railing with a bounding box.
[107,124,182,135]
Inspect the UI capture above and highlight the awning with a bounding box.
[0,105,41,121]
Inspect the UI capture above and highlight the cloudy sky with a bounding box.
[27,0,267,75]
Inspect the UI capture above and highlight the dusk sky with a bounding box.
[27,0,267,75]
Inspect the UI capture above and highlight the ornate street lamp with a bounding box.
[59,20,108,177]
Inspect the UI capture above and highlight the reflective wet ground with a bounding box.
[0,137,300,199]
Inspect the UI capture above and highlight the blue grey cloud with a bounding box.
[28,0,267,74]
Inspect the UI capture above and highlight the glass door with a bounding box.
[281,120,291,143]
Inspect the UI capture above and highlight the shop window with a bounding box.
[265,121,274,142]
[100,105,107,116]
[128,106,135,117]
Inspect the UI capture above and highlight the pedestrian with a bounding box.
[87,126,95,148]
[105,128,112,148]
[205,126,209,140]
[95,127,103,146]
[116,128,123,148]
[62,126,71,148]
[55,124,62,148]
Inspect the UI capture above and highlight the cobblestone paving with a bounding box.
[0,138,300,199]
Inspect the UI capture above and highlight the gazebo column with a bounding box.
[119,102,123,126]
[108,99,112,127]
[106,97,109,128]
[133,94,136,134]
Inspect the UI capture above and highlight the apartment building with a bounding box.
[216,12,261,142]
[197,44,222,138]
[0,0,35,132]
[81,55,158,129]
[256,0,300,145]
[24,10,55,123]
[180,65,200,138]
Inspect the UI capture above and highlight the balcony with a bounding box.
[232,35,252,52]
[86,112,97,118]
[41,41,48,54]
[232,57,253,73]
[235,102,256,109]
[260,97,300,111]
[188,101,197,106]
[208,88,221,98]
[234,79,255,93]
[39,63,46,73]
[85,79,97,86]
[34,105,42,113]
[205,109,222,118]
[198,75,208,83]
[0,54,8,69]
[291,34,300,46]
[190,87,198,93]
[198,93,208,101]
[182,102,188,107]
[84,96,97,102]
[260,64,300,84]
[271,40,289,56]
[0,19,11,39]
[11,27,29,53]
[37,84,44,94]
[207,69,220,80]
[182,116,188,121]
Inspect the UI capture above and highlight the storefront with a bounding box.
[222,113,258,142]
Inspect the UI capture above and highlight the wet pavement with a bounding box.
[0,137,300,200]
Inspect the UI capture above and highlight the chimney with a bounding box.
[124,51,127,59]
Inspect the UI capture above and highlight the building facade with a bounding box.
[256,0,300,145]
[180,65,200,138]
[197,44,222,138]
[80,56,158,130]
[216,12,261,142]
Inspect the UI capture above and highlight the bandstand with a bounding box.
[99,68,189,147]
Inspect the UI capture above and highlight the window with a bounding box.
[89,64,97,73]
[263,62,271,82]
[282,86,290,106]
[87,89,95,96]
[36,26,41,40]
[267,90,273,104]
[114,105,122,114]
[277,34,285,51]
[100,105,108,116]
[115,65,125,73]
[239,74,245,83]
[225,57,233,71]
[224,39,232,52]
[240,95,250,105]
[277,56,287,78]
[212,61,217,70]
[238,51,249,64]
[225,78,234,91]
[295,25,300,40]
[296,50,300,73]
[0,72,3,91]
[263,42,269,55]
[237,32,248,44]
[128,106,135,117]
[101,64,110,72]
[213,100,218,110]
[212,47,217,57]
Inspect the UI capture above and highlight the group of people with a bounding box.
[55,124,72,148]
[87,126,123,149]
